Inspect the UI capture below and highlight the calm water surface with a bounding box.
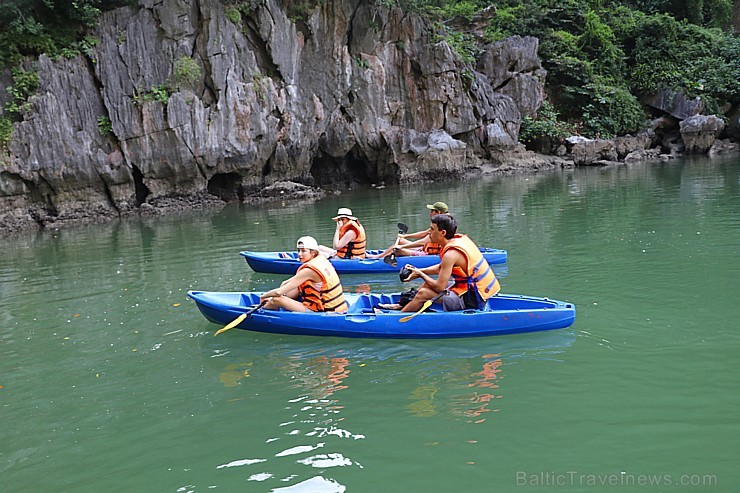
[2,157,738,492]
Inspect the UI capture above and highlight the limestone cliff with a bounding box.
[0,0,547,233]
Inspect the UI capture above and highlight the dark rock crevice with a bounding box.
[84,52,120,155]
[207,172,244,202]
[131,164,150,206]
[310,146,378,188]
[196,51,218,105]
[242,15,283,84]
[262,161,272,178]
[101,179,121,216]
[192,0,218,105]
[36,172,57,196]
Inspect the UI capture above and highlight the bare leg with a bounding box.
[264,296,310,312]
[400,284,441,312]
[366,238,413,259]
[393,247,419,257]
[316,245,337,258]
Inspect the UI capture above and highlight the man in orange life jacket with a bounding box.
[366,201,448,259]
[399,214,500,312]
[261,236,348,313]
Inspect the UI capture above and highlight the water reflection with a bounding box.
[213,348,364,490]
[464,355,503,422]
[406,353,504,423]
[281,355,351,401]
[218,363,252,387]
[208,331,573,489]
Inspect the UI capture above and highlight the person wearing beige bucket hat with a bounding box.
[366,201,450,261]
[332,207,357,221]
[260,236,348,313]
[327,207,367,259]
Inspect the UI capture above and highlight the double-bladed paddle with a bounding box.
[399,290,446,323]
[214,299,268,336]
[384,222,409,267]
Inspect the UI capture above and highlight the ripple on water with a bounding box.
[270,476,346,492]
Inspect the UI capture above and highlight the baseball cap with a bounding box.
[426,201,449,213]
[296,236,319,251]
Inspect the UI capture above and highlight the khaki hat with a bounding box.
[426,201,449,213]
[332,207,357,220]
[296,236,319,251]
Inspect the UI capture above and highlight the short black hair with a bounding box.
[431,213,457,239]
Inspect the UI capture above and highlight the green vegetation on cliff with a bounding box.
[400,0,739,139]
[0,0,135,65]
[0,1,135,147]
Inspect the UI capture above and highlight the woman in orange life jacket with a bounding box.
[260,236,348,313]
[366,201,448,260]
[320,207,367,259]
[396,213,500,313]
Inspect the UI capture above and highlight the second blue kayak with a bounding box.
[240,248,508,275]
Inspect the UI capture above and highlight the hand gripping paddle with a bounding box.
[384,222,409,267]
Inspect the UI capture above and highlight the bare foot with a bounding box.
[378,303,402,310]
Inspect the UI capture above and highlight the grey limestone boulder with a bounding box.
[641,90,703,120]
[476,36,546,118]
[679,115,725,153]
[565,136,618,165]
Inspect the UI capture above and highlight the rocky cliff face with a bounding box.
[1,0,547,233]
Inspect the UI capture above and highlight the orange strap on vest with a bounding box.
[441,235,500,300]
[297,256,348,312]
[422,241,441,255]
[336,220,366,259]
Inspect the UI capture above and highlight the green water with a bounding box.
[2,157,738,492]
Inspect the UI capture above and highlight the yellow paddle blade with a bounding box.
[214,313,247,336]
[399,300,432,323]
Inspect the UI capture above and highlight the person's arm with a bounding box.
[401,228,431,240]
[400,235,430,250]
[316,244,337,258]
[332,221,343,248]
[261,268,316,301]
[405,250,460,292]
[405,261,440,280]
[334,229,358,250]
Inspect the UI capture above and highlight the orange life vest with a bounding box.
[336,220,366,259]
[422,240,441,255]
[441,234,500,300]
[297,255,348,312]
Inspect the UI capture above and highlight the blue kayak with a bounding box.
[240,248,508,275]
[187,290,575,339]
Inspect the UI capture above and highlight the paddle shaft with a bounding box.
[385,223,409,266]
[214,299,268,336]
